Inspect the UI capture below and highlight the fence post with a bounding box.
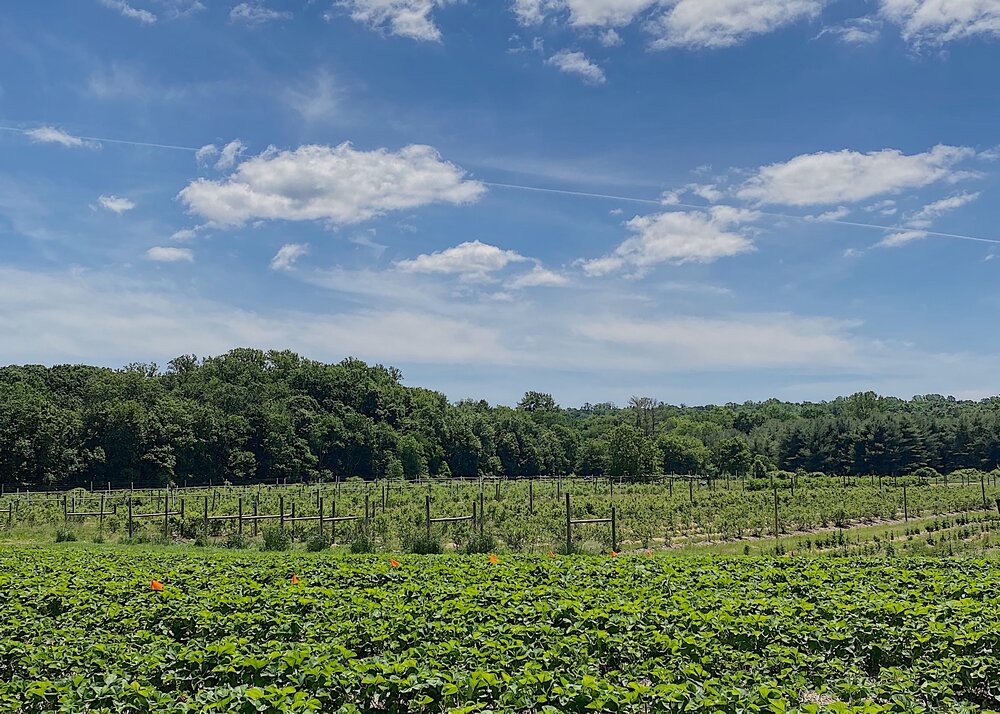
[253,499,259,538]
[128,498,133,538]
[773,484,780,538]
[611,504,618,553]
[238,497,244,535]
[365,492,370,526]
[982,474,988,514]
[318,496,324,538]
[903,485,909,523]
[689,477,694,504]
[203,496,209,534]
[63,495,67,524]
[565,493,572,555]
[280,496,285,530]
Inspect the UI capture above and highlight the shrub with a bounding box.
[193,533,210,548]
[306,534,329,552]
[225,532,251,550]
[350,532,375,554]
[462,532,497,555]
[262,526,292,552]
[407,534,443,555]
[55,528,77,543]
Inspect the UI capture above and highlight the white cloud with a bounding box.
[545,50,607,84]
[97,195,136,214]
[25,126,98,149]
[877,229,928,248]
[582,206,758,276]
[396,240,529,278]
[512,0,564,24]
[214,139,246,170]
[170,228,199,242]
[600,28,624,44]
[270,243,310,270]
[509,265,571,288]
[564,0,658,26]
[284,70,341,123]
[575,313,858,369]
[864,199,898,215]
[99,0,157,24]
[881,0,1000,44]
[817,17,883,43]
[905,191,980,227]
[334,0,456,41]
[738,145,975,206]
[688,183,723,202]
[230,2,291,24]
[178,142,486,226]
[649,0,825,49]
[146,246,194,262]
[195,144,218,165]
[805,206,851,222]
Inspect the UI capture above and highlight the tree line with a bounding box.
[1,348,999,489]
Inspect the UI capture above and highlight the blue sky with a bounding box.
[2,0,999,406]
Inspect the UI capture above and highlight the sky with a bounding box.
[1,0,999,407]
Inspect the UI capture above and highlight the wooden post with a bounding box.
[689,477,694,504]
[128,498,134,538]
[495,479,500,500]
[253,499,259,537]
[772,484,779,538]
[365,492,370,526]
[669,476,673,497]
[203,496,209,534]
[611,504,618,553]
[982,474,988,514]
[238,498,244,534]
[318,496,324,537]
[63,495,67,524]
[565,492,572,555]
[425,495,431,539]
[279,495,285,529]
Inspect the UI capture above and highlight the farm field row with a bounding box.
[2,476,999,554]
[1,546,998,712]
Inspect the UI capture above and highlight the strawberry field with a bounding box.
[1,546,999,713]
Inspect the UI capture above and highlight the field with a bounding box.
[1,546,999,713]
[3,474,1000,556]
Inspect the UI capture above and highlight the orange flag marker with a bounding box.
[291,574,300,585]
[548,551,555,558]
[610,551,619,557]
[389,559,400,568]
[150,579,164,591]
[489,554,499,564]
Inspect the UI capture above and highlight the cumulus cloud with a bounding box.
[905,191,980,228]
[582,206,758,276]
[738,145,975,206]
[99,0,157,24]
[508,265,570,288]
[146,246,194,262]
[600,28,624,45]
[214,140,246,170]
[230,1,291,24]
[178,142,486,226]
[545,50,607,83]
[25,126,98,149]
[395,240,529,278]
[270,243,310,270]
[881,0,1000,44]
[877,229,928,248]
[97,195,136,214]
[649,0,825,49]
[334,0,456,41]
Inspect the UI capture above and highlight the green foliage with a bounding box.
[305,533,329,552]
[407,534,443,554]
[224,532,251,550]
[461,531,497,554]
[54,528,76,543]
[261,526,291,552]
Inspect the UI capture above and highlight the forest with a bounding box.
[2,348,999,489]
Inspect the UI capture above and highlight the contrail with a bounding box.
[4,123,999,246]
[484,181,1000,246]
[0,125,199,152]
